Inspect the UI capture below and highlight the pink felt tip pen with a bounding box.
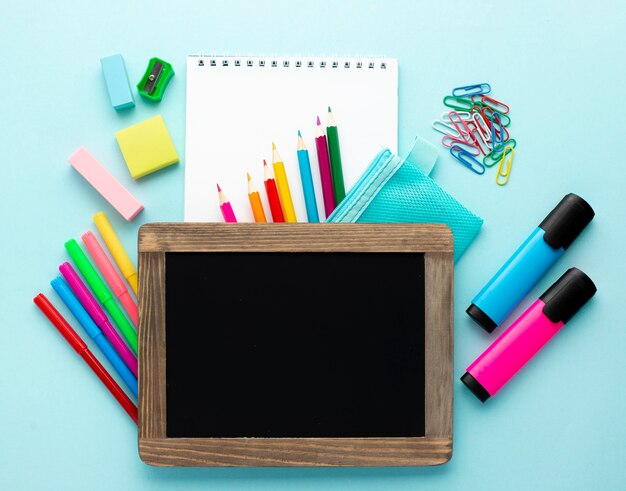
[461,267,597,402]
[59,262,138,377]
[81,231,139,327]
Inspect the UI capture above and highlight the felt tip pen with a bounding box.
[33,293,138,424]
[467,193,594,333]
[59,262,138,377]
[51,276,138,397]
[461,267,597,402]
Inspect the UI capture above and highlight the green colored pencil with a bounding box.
[326,106,346,204]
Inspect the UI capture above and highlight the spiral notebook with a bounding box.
[184,55,398,222]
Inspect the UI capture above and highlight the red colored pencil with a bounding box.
[216,183,237,222]
[33,293,138,424]
[315,116,336,218]
[263,159,285,222]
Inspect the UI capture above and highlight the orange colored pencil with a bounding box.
[263,160,284,222]
[247,172,267,222]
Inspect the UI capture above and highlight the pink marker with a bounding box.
[59,262,138,377]
[461,268,596,402]
[81,231,139,326]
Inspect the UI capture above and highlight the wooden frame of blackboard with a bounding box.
[137,222,453,467]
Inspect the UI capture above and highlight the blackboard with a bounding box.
[165,251,425,438]
[138,223,453,467]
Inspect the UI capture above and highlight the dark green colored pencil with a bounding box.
[326,106,345,204]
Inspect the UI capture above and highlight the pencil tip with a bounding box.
[263,159,267,166]
[297,129,301,137]
[216,183,221,192]
[246,172,251,181]
[272,141,276,150]
[328,106,332,112]
[317,115,321,125]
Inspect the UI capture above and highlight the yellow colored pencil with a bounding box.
[247,172,267,222]
[272,142,297,222]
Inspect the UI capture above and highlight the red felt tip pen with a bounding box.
[34,293,138,424]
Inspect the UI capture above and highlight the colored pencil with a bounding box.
[81,231,139,327]
[315,116,336,218]
[217,183,237,222]
[296,130,320,223]
[272,142,297,222]
[93,211,137,296]
[34,293,138,424]
[263,159,285,222]
[326,106,346,204]
[247,172,267,222]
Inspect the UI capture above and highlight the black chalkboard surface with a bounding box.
[165,252,425,438]
[138,223,453,467]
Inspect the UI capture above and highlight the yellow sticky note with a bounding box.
[115,115,179,179]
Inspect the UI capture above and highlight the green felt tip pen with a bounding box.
[326,106,346,204]
[64,239,138,353]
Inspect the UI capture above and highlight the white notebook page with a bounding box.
[184,56,398,222]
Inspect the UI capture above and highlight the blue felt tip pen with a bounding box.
[51,277,138,397]
[466,193,594,333]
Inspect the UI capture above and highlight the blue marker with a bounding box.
[50,277,138,397]
[467,193,594,333]
[297,130,320,223]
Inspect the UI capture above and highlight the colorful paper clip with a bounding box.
[450,145,485,175]
[496,145,514,185]
[448,110,474,142]
[441,135,480,155]
[482,95,510,114]
[443,95,474,111]
[432,119,462,138]
[490,112,505,152]
[452,83,491,98]
[484,138,517,167]
[482,106,511,127]
[441,111,471,123]
[472,128,492,155]
[472,112,491,142]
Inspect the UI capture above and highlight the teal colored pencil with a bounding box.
[297,131,320,223]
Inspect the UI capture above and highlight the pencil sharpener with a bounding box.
[137,57,174,102]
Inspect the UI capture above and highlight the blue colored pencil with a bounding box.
[50,276,138,398]
[296,131,320,223]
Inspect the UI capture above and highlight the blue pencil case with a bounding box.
[327,135,483,262]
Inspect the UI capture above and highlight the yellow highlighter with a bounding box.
[93,211,138,295]
[271,142,297,222]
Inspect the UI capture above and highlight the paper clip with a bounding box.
[496,146,514,185]
[482,106,511,127]
[441,111,471,123]
[490,112,505,151]
[472,112,491,142]
[432,119,461,138]
[441,135,481,155]
[443,95,474,111]
[450,145,486,175]
[482,95,510,115]
[472,128,492,155]
[483,138,516,167]
[448,110,474,142]
[452,83,492,98]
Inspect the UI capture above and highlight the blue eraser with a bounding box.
[100,54,135,111]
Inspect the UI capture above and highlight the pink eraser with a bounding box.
[68,147,144,221]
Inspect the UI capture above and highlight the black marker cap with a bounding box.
[539,193,594,250]
[460,372,490,402]
[540,267,597,324]
[466,304,497,333]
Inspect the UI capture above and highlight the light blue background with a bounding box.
[2,1,625,489]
